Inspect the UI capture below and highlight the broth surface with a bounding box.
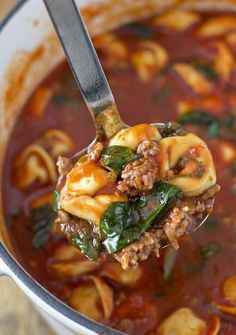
[2,10,236,335]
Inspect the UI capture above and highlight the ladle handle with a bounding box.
[43,0,125,140]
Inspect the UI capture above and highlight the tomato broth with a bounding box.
[2,10,236,335]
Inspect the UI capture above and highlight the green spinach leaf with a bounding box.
[205,216,219,229]
[71,235,102,261]
[152,88,172,101]
[70,220,103,261]
[30,204,56,249]
[121,22,153,38]
[185,241,221,275]
[179,110,220,126]
[101,145,141,174]
[201,242,221,259]
[158,122,183,138]
[154,290,167,299]
[100,182,183,254]
[188,60,218,81]
[52,94,68,105]
[179,109,236,141]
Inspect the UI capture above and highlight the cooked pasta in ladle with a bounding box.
[44,0,220,269]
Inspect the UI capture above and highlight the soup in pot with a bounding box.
[2,9,236,335]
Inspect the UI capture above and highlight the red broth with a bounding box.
[2,10,236,335]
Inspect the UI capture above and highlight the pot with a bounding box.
[0,0,235,334]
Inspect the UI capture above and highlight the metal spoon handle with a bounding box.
[43,0,125,140]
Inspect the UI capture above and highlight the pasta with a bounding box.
[198,16,236,37]
[173,63,213,95]
[69,277,114,321]
[131,41,168,81]
[60,193,127,225]
[158,308,206,335]
[154,10,200,31]
[109,124,162,149]
[159,133,216,196]
[213,41,234,81]
[13,144,57,189]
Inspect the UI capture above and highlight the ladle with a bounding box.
[43,0,213,243]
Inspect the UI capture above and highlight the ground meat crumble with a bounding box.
[117,157,158,195]
[137,140,160,158]
[114,184,220,270]
[117,140,159,196]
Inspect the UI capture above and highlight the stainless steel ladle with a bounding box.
[43,0,213,239]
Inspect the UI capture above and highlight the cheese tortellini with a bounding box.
[158,308,206,335]
[69,276,114,321]
[109,124,162,149]
[154,10,200,31]
[159,133,216,196]
[60,161,127,224]
[174,63,213,95]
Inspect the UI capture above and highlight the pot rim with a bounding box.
[0,1,124,334]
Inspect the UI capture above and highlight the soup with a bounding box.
[3,9,236,335]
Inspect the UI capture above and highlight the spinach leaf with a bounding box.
[201,242,221,259]
[219,114,236,142]
[101,146,141,174]
[152,88,172,101]
[158,122,183,138]
[154,290,167,299]
[121,22,153,38]
[30,204,56,249]
[188,60,218,81]
[70,220,102,261]
[185,241,221,275]
[52,94,68,105]
[100,182,183,254]
[205,216,219,229]
[179,110,220,126]
[71,235,102,261]
[179,109,236,141]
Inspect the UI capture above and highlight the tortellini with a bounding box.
[100,262,142,286]
[159,133,216,196]
[198,16,236,37]
[223,274,236,303]
[70,284,103,321]
[109,124,162,149]
[173,63,213,95]
[60,161,127,224]
[154,10,200,31]
[60,193,127,225]
[213,274,236,316]
[93,33,128,67]
[69,276,114,321]
[13,129,74,190]
[27,86,53,118]
[131,41,168,81]
[37,129,75,158]
[212,41,234,81]
[13,144,57,189]
[158,308,206,335]
[61,161,115,196]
